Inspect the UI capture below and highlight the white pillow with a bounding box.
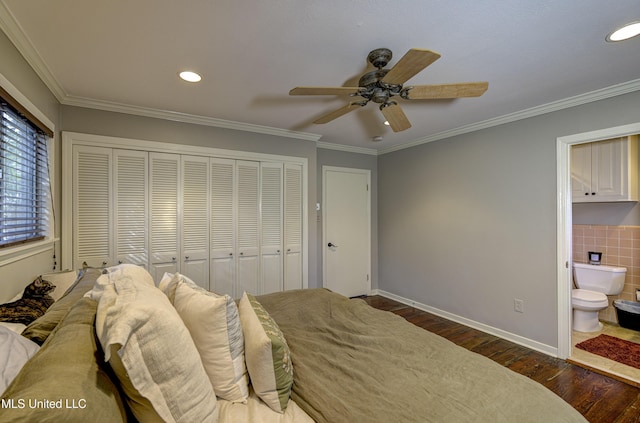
[238,292,293,413]
[173,277,249,403]
[0,326,40,394]
[90,263,155,302]
[94,272,218,423]
[158,272,179,302]
[40,270,79,301]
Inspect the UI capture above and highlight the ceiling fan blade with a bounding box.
[313,102,364,124]
[404,82,489,99]
[382,49,441,85]
[380,102,411,132]
[290,86,362,96]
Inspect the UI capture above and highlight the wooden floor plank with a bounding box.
[363,295,640,422]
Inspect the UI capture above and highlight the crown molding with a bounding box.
[379,78,640,155]
[0,2,66,101]
[62,95,322,142]
[317,141,378,156]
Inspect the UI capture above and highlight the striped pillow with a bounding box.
[172,277,249,402]
[238,292,293,413]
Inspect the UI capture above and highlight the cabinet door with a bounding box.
[260,163,283,294]
[149,153,180,279]
[284,163,303,290]
[571,143,592,201]
[592,138,625,200]
[236,161,260,296]
[181,155,210,289]
[114,149,148,268]
[73,146,113,268]
[210,158,236,297]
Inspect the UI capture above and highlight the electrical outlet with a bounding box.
[514,298,524,313]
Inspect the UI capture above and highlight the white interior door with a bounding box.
[114,149,148,268]
[149,153,180,282]
[73,145,113,268]
[210,158,236,297]
[181,155,210,288]
[237,161,260,295]
[323,166,370,297]
[260,162,283,295]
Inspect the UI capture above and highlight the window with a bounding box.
[0,98,51,248]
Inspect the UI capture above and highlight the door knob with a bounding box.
[328,242,338,247]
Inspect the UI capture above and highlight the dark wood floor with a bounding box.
[363,295,640,423]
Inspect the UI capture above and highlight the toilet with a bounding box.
[572,262,626,332]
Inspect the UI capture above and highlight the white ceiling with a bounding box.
[1,0,639,153]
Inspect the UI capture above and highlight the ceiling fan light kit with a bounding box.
[290,47,489,133]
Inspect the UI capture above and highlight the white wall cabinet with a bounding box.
[571,135,638,203]
[65,132,307,297]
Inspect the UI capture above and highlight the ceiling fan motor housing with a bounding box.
[367,48,392,69]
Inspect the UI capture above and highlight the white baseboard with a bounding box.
[371,289,559,358]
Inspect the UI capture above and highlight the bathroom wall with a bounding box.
[572,224,640,322]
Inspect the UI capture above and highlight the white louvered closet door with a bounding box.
[181,155,210,289]
[260,163,283,294]
[73,146,113,268]
[210,158,236,297]
[284,163,303,290]
[114,150,148,268]
[149,153,180,282]
[236,161,260,296]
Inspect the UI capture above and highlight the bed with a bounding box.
[1,266,587,422]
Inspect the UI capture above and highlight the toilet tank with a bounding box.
[573,262,626,295]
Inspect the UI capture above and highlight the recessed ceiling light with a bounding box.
[179,71,202,82]
[606,21,640,42]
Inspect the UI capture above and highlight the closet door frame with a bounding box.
[61,131,308,290]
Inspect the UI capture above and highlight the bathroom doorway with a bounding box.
[557,122,640,360]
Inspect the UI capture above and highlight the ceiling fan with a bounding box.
[290,48,488,132]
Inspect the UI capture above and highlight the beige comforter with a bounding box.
[257,289,587,423]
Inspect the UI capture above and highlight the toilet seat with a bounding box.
[572,289,608,309]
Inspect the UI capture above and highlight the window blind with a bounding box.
[0,100,50,248]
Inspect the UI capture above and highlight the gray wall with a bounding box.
[316,148,378,289]
[378,90,640,348]
[0,29,61,300]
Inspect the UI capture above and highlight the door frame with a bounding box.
[556,122,640,359]
[322,166,372,295]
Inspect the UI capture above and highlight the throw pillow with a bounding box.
[173,277,249,402]
[238,292,293,413]
[95,273,218,423]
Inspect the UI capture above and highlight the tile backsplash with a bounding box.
[573,224,640,323]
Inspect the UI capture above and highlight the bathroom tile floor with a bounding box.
[569,322,640,387]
